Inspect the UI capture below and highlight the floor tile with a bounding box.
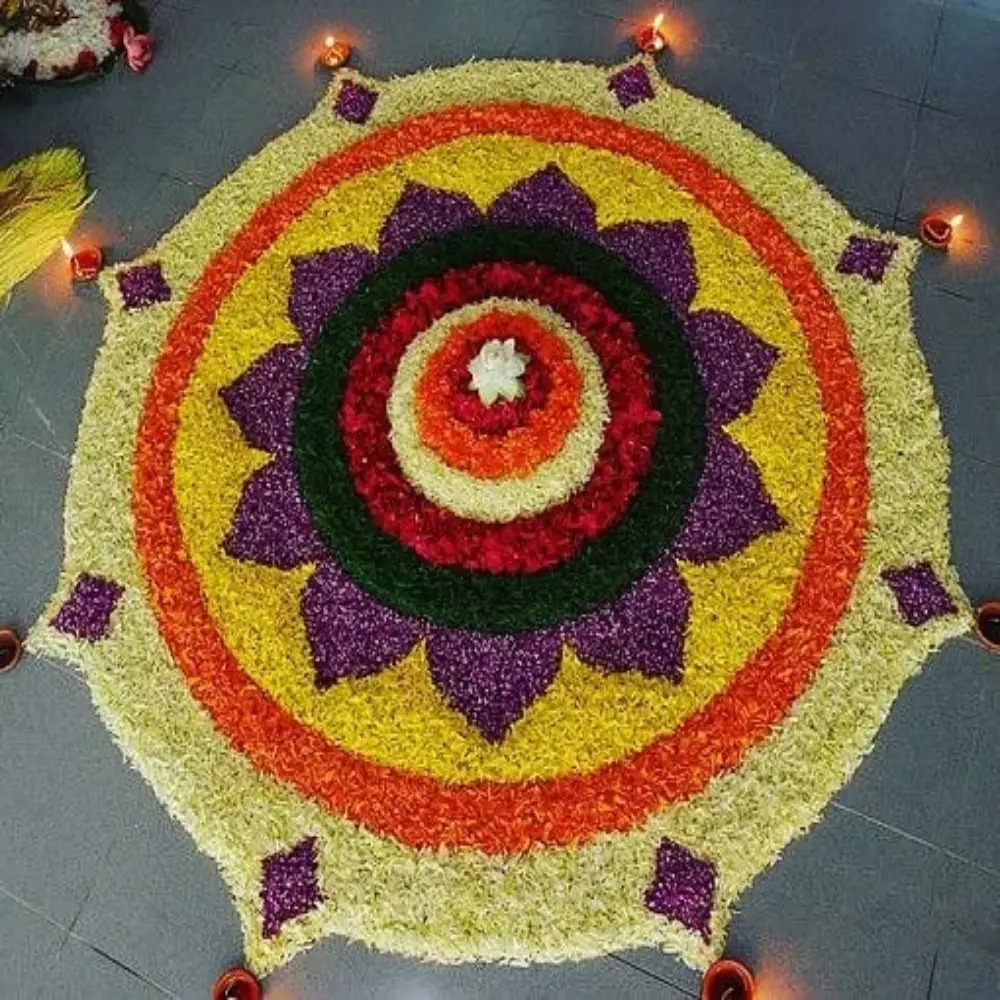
[949,452,1000,604]
[931,857,1000,968]
[683,0,809,65]
[38,936,173,1000]
[947,661,1000,872]
[265,939,692,999]
[768,70,920,218]
[900,107,1000,310]
[836,640,988,856]
[912,286,1000,466]
[790,0,941,101]
[926,6,1000,122]
[508,7,636,64]
[930,936,1000,998]
[725,807,940,999]
[0,893,67,1000]
[664,46,781,136]
[71,802,244,1000]
[0,657,147,925]
[0,437,68,628]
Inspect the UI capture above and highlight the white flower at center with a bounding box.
[467,338,530,407]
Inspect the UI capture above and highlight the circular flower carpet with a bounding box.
[32,59,969,974]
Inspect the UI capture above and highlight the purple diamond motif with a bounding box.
[117,263,171,310]
[261,836,323,938]
[836,236,898,283]
[51,574,124,641]
[645,837,717,941]
[609,63,655,109]
[883,562,957,626]
[334,80,378,124]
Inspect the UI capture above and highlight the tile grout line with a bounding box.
[832,802,1000,880]
[0,880,71,935]
[609,953,700,996]
[67,935,181,999]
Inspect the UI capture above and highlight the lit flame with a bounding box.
[950,213,964,227]
[324,35,335,47]
[60,238,74,258]
[653,12,665,32]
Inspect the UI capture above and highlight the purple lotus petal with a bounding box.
[488,164,598,237]
[564,558,689,679]
[428,628,563,743]
[675,431,784,563]
[220,343,306,455]
[225,459,325,569]
[261,836,322,938]
[883,562,957,626]
[645,837,717,941]
[379,182,482,259]
[303,560,422,686]
[288,246,375,347]
[685,310,779,427]
[599,221,697,317]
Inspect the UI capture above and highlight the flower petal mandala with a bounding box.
[32,60,968,978]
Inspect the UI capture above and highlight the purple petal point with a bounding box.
[565,558,689,679]
[220,343,306,455]
[288,246,375,347]
[836,235,897,283]
[599,221,697,317]
[118,262,171,310]
[225,459,326,569]
[685,310,779,427]
[428,629,563,743]
[488,164,598,236]
[51,574,124,641]
[379,182,482,258]
[883,562,957,626]
[676,432,784,563]
[334,80,378,124]
[645,837,717,941]
[303,561,422,686]
[261,836,323,938]
[609,63,656,109]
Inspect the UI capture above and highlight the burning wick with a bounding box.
[637,13,667,54]
[62,238,103,282]
[919,211,963,250]
[318,34,351,70]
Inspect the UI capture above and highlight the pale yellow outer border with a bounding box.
[30,58,969,976]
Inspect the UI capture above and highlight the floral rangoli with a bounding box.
[31,59,969,974]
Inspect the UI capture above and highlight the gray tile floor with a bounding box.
[1,0,998,996]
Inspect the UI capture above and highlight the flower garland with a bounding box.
[29,59,968,978]
[0,0,124,80]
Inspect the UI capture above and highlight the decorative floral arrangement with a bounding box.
[30,59,968,976]
[0,0,126,79]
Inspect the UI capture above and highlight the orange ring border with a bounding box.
[414,310,583,479]
[134,102,868,853]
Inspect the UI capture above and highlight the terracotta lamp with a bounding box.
[319,34,351,69]
[61,239,103,282]
[974,600,1000,653]
[919,213,963,250]
[637,13,667,54]
[0,627,22,675]
[701,958,756,1000]
[211,967,261,1000]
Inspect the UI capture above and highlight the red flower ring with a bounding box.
[339,260,661,574]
